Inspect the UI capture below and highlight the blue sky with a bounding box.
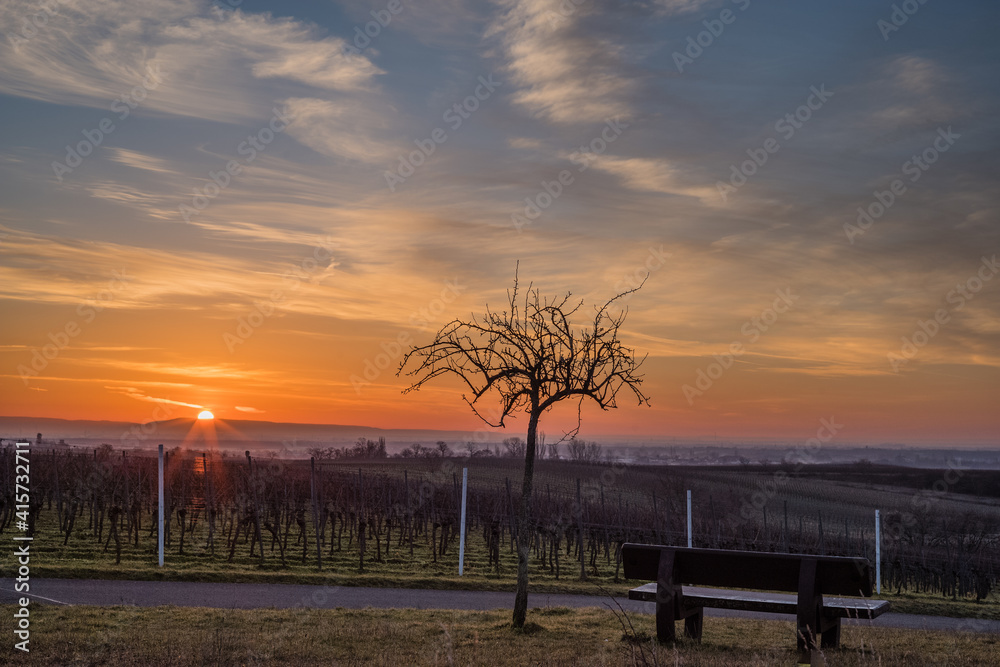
[0,0,998,443]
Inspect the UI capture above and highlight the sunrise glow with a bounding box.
[0,0,996,446]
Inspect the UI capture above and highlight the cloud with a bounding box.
[248,29,382,91]
[281,97,399,163]
[507,136,543,150]
[585,155,719,203]
[0,224,336,314]
[866,55,957,130]
[97,361,257,380]
[348,0,491,50]
[106,386,203,408]
[0,1,382,124]
[85,182,175,219]
[652,0,714,14]
[235,405,264,413]
[889,55,945,96]
[486,0,714,125]
[487,0,633,124]
[105,148,178,174]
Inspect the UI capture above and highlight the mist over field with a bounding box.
[3,416,998,470]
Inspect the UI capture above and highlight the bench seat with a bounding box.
[629,582,891,620]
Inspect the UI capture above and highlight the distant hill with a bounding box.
[0,415,500,451]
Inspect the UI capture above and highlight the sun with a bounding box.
[197,410,215,420]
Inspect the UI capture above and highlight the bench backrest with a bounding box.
[622,544,873,597]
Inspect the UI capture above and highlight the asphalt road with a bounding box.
[2,579,997,634]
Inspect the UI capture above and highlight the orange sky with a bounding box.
[3,237,998,444]
[1,0,998,446]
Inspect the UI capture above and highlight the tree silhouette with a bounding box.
[398,268,649,628]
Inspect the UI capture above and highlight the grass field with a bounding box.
[6,604,999,666]
[15,504,1000,622]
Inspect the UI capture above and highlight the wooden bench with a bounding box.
[622,544,890,662]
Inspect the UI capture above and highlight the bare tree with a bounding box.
[398,269,649,629]
[502,437,526,459]
[567,438,604,464]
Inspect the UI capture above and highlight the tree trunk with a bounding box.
[512,408,540,629]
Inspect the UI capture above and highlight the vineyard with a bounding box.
[2,443,999,606]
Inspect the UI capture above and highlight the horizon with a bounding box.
[2,414,999,451]
[1,1,998,446]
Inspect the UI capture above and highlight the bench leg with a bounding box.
[821,618,841,649]
[796,558,822,662]
[655,601,677,643]
[654,549,677,644]
[683,608,703,641]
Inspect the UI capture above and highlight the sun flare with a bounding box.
[197,410,214,420]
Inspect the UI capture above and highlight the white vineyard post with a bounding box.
[458,467,468,575]
[875,509,881,595]
[687,489,693,548]
[158,443,164,568]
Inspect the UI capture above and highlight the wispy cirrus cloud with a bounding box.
[486,0,713,125]
[106,386,203,408]
[0,224,336,313]
[584,155,718,203]
[487,0,634,124]
[105,148,178,175]
[867,55,958,129]
[280,96,400,163]
[0,0,382,124]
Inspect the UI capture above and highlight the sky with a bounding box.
[0,0,998,445]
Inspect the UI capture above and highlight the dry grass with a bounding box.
[7,603,999,666]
